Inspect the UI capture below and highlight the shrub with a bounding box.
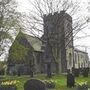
[44,80,55,88]
[73,69,80,77]
[76,81,88,90]
[0,85,16,90]
[0,80,20,90]
[82,68,89,77]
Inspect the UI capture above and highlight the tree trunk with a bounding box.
[30,66,34,77]
[55,62,59,74]
[47,63,52,78]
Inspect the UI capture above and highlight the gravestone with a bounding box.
[67,71,75,88]
[24,79,47,90]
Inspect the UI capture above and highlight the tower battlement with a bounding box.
[44,11,72,23]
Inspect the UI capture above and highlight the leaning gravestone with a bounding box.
[24,79,47,90]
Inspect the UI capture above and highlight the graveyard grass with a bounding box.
[0,74,90,90]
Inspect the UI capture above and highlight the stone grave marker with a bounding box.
[24,79,47,90]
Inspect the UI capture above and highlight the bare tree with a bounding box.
[0,0,21,56]
[20,0,89,77]
[23,0,88,34]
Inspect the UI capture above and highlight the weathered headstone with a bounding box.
[24,79,47,90]
[67,71,75,88]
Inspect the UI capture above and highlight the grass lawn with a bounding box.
[0,74,90,90]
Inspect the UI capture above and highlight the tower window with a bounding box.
[69,53,72,65]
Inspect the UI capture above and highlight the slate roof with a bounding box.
[74,48,88,54]
[24,34,43,52]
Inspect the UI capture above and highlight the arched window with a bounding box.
[69,53,72,66]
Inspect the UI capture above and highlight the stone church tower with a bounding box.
[43,11,73,73]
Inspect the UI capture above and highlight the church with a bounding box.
[7,11,88,75]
